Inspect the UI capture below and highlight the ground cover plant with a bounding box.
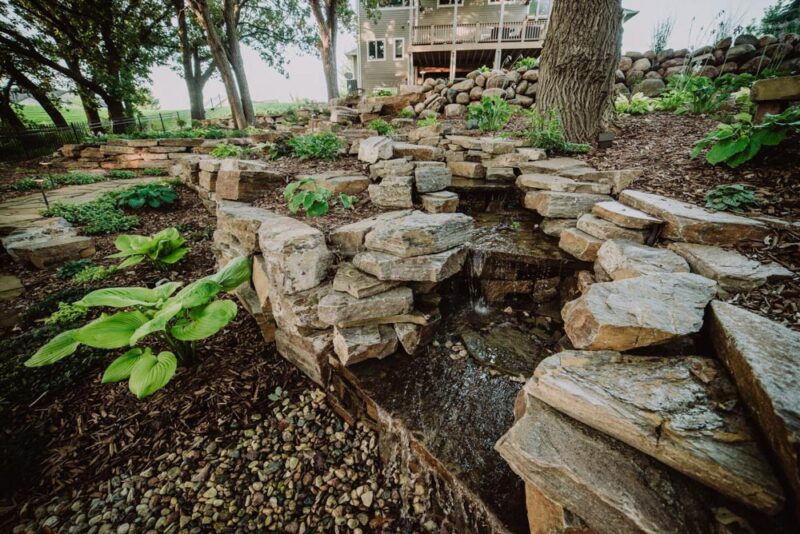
[24,257,251,399]
[397,108,415,119]
[417,115,439,127]
[705,184,758,211]
[368,118,395,136]
[141,168,169,176]
[287,132,343,160]
[524,108,590,154]
[511,56,538,70]
[13,172,105,191]
[283,178,355,217]
[108,227,189,270]
[210,142,243,158]
[43,194,140,235]
[72,265,117,284]
[106,170,136,179]
[615,93,654,115]
[115,182,178,209]
[467,96,512,132]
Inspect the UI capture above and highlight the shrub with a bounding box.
[397,108,415,119]
[43,195,139,235]
[368,118,395,136]
[417,115,439,127]
[141,168,169,177]
[373,88,394,97]
[44,302,89,326]
[107,170,136,179]
[25,257,252,398]
[705,184,758,211]
[512,56,538,70]
[466,96,512,132]
[108,227,189,270]
[115,183,178,209]
[283,178,355,217]
[615,92,654,115]
[524,108,591,154]
[691,107,800,168]
[210,143,243,158]
[73,265,116,284]
[287,132,343,160]
[57,259,94,279]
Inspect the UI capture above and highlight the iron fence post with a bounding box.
[159,113,166,132]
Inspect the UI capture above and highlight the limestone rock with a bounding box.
[619,190,769,245]
[480,138,516,155]
[318,287,414,326]
[353,246,467,282]
[333,324,398,366]
[540,218,576,237]
[329,210,412,256]
[528,350,785,514]
[369,158,415,179]
[597,239,690,280]
[668,243,793,292]
[558,228,604,262]
[576,214,647,243]
[358,136,394,163]
[414,163,452,193]
[275,329,331,385]
[364,211,473,258]
[393,142,445,161]
[709,300,800,514]
[0,275,23,301]
[4,231,95,269]
[448,161,486,179]
[394,322,435,355]
[215,160,284,202]
[368,176,413,209]
[446,135,482,150]
[524,191,611,218]
[592,200,661,229]
[562,168,642,194]
[561,273,717,350]
[421,191,459,213]
[268,282,331,336]
[485,167,516,182]
[332,262,398,299]
[516,147,547,161]
[517,174,611,195]
[300,171,369,195]
[517,157,592,175]
[215,201,274,256]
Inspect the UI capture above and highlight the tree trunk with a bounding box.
[0,83,25,130]
[224,0,254,125]
[189,0,247,129]
[188,76,206,121]
[78,91,104,133]
[2,61,69,128]
[310,0,339,101]
[537,0,622,144]
[105,98,127,134]
[174,0,206,122]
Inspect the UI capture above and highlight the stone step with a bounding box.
[540,218,576,237]
[517,157,593,175]
[524,191,611,219]
[329,210,412,257]
[4,232,95,269]
[558,228,603,262]
[368,175,413,209]
[596,239,690,281]
[528,350,785,515]
[318,287,414,326]
[516,174,611,194]
[353,246,467,282]
[421,191,459,213]
[709,301,800,515]
[364,211,473,258]
[558,168,642,193]
[592,200,662,229]
[668,243,793,292]
[496,395,715,533]
[561,272,716,351]
[576,214,648,243]
[619,190,770,245]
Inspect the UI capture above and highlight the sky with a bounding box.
[149,0,777,109]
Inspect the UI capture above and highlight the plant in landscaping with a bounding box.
[57,259,94,279]
[44,302,89,326]
[25,257,252,398]
[649,16,675,54]
[373,88,394,97]
[108,228,189,270]
[705,184,758,211]
[141,168,168,176]
[115,183,178,209]
[73,265,117,284]
[512,56,538,70]
[478,65,491,74]
[417,115,439,127]
[210,143,243,158]
[14,172,105,191]
[397,108,415,119]
[615,92,654,115]
[107,170,136,179]
[466,96,512,132]
[43,195,139,235]
[691,107,800,168]
[368,118,395,136]
[287,132,343,160]
[283,178,355,217]
[524,108,590,154]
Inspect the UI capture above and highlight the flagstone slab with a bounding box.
[596,239,690,280]
[364,211,473,258]
[516,174,611,195]
[592,200,662,229]
[332,262,399,299]
[524,191,611,219]
[318,287,414,326]
[577,214,648,243]
[353,247,467,282]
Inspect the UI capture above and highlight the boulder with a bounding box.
[516,174,611,195]
[4,228,94,270]
[596,240,690,281]
[633,78,666,97]
[451,78,475,92]
[364,211,473,258]
[726,43,757,61]
[558,228,604,262]
[353,246,467,282]
[332,262,398,299]
[369,158,415,179]
[751,75,800,102]
[631,57,651,71]
[591,200,661,229]
[414,163,452,193]
[394,322,434,355]
[215,201,274,255]
[576,214,648,243]
[524,191,611,218]
[267,281,331,336]
[561,272,717,350]
[668,243,793,292]
[301,171,370,195]
[528,350,785,515]
[333,324,398,366]
[522,69,539,82]
[444,103,466,119]
[734,34,760,47]
[709,300,800,514]
[329,210,413,256]
[421,191,459,213]
[481,88,506,99]
[368,175,414,209]
[540,218,576,237]
[393,142,445,161]
[275,329,332,385]
[318,287,414,326]
[358,136,394,163]
[215,160,284,202]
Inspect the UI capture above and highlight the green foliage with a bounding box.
[466,96,512,132]
[73,265,117,284]
[99,128,234,141]
[141,168,169,176]
[25,257,252,399]
[368,118,395,136]
[512,56,538,70]
[373,89,394,96]
[417,116,439,127]
[108,227,189,270]
[283,178,355,217]
[759,0,800,35]
[705,184,758,211]
[615,93,654,115]
[106,170,136,179]
[691,107,800,168]
[650,16,675,54]
[478,65,491,74]
[43,195,139,235]
[115,183,178,210]
[44,302,89,326]
[210,143,243,158]
[13,172,106,191]
[287,132,343,160]
[397,108,415,119]
[524,108,591,154]
[57,259,94,279]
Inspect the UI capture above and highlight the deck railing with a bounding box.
[412,19,547,46]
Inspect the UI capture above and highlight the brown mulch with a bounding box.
[264,154,368,178]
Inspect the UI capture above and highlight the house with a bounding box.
[347,0,637,94]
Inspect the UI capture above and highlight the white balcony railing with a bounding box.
[412,19,547,46]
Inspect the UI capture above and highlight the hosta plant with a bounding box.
[615,92,654,115]
[115,183,178,209]
[109,227,189,270]
[284,178,355,217]
[705,184,758,211]
[466,96,512,132]
[512,56,538,70]
[25,257,252,398]
[287,132,343,160]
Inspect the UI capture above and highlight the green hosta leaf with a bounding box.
[284,180,303,201]
[338,193,354,209]
[129,350,177,399]
[154,281,183,299]
[159,246,189,265]
[171,279,223,308]
[171,299,237,341]
[757,128,788,147]
[288,192,305,213]
[117,255,145,269]
[112,234,153,255]
[306,200,329,217]
[128,197,145,209]
[76,287,167,308]
[25,330,80,367]
[303,193,316,210]
[152,227,180,243]
[102,347,147,383]
[130,301,183,344]
[706,137,749,165]
[75,311,149,349]
[210,256,252,292]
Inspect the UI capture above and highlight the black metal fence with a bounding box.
[0,111,187,162]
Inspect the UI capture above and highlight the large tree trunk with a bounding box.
[78,90,104,133]
[537,0,622,144]
[2,61,69,128]
[189,0,247,129]
[0,82,25,130]
[105,98,128,134]
[224,0,254,125]
[310,0,339,101]
[174,0,208,122]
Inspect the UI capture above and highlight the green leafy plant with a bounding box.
[115,183,178,210]
[73,265,117,284]
[368,118,395,136]
[44,301,89,326]
[466,96,512,132]
[25,257,252,398]
[691,107,800,168]
[478,65,491,74]
[43,195,139,235]
[705,184,758,211]
[57,259,94,279]
[417,115,439,127]
[210,143,243,158]
[512,56,538,70]
[287,132,343,160]
[13,172,106,191]
[108,227,189,270]
[615,92,654,115]
[524,108,591,154]
[141,168,168,176]
[283,178,355,217]
[107,170,136,179]
[373,88,394,97]
[397,108,415,119]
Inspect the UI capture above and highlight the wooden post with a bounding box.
[494,0,506,70]
[450,0,459,81]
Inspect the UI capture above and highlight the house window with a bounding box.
[393,38,405,59]
[367,40,386,61]
[528,0,552,17]
[438,0,464,7]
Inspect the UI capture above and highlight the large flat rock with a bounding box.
[275,329,332,386]
[592,200,661,229]
[318,287,414,326]
[329,210,412,257]
[562,273,716,350]
[414,162,452,193]
[497,396,714,534]
[709,301,800,513]
[528,350,785,514]
[368,175,413,209]
[576,214,647,243]
[517,157,592,175]
[4,230,95,269]
[596,239,690,280]
[364,211,473,258]
[558,228,603,262]
[353,247,467,282]
[333,324,398,366]
[516,174,611,195]
[215,201,274,255]
[332,262,398,298]
[619,190,770,245]
[524,191,611,219]
[267,281,331,336]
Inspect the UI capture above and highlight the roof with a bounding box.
[622,8,639,23]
